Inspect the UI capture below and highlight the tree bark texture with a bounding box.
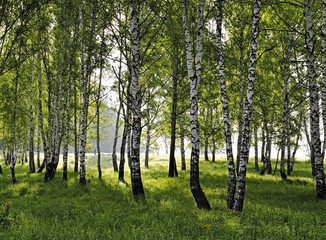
[216,0,236,210]
[305,0,326,198]
[112,103,121,172]
[233,0,261,212]
[130,0,145,200]
[182,0,210,210]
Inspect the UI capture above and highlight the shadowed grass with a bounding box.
[0,154,325,239]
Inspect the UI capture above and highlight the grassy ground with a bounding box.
[0,154,325,239]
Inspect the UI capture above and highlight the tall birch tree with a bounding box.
[233,0,261,212]
[182,0,210,210]
[216,0,236,210]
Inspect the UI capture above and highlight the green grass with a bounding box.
[0,154,325,239]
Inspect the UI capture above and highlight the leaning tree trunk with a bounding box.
[29,57,35,173]
[182,0,210,210]
[216,0,236,210]
[169,56,179,177]
[305,0,326,198]
[130,0,145,200]
[233,0,261,212]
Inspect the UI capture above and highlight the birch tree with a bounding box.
[233,0,261,212]
[182,0,210,210]
[216,0,236,210]
[130,0,145,200]
[305,0,326,199]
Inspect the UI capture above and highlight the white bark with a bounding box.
[233,0,261,212]
[182,0,210,210]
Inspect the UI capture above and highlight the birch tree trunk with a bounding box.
[118,107,128,181]
[96,27,105,180]
[37,123,40,169]
[236,0,245,176]
[29,56,35,173]
[130,0,145,200]
[79,1,87,184]
[182,0,210,210]
[74,73,79,173]
[112,50,123,173]
[303,104,315,175]
[169,53,179,177]
[261,128,265,163]
[180,117,186,170]
[290,109,303,172]
[62,21,75,180]
[10,52,20,184]
[233,0,261,212]
[112,103,121,172]
[254,122,259,171]
[305,0,326,198]
[216,0,236,210]
[280,50,290,180]
[322,0,326,157]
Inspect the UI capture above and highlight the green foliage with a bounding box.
[0,156,325,239]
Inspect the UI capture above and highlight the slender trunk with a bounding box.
[63,21,75,180]
[273,148,280,175]
[303,104,315,175]
[112,49,123,172]
[79,1,87,184]
[112,103,121,172]
[169,56,179,177]
[118,108,128,181]
[261,128,265,163]
[305,0,326,198]
[37,48,49,174]
[204,137,209,161]
[145,121,150,168]
[37,122,40,169]
[254,122,259,171]
[79,0,94,184]
[266,127,272,174]
[96,28,105,180]
[130,0,145,200]
[216,0,236,209]
[236,1,245,176]
[233,0,261,212]
[10,46,21,183]
[182,0,210,210]
[29,57,35,173]
[180,117,186,170]
[74,72,79,173]
[290,108,303,172]
[280,45,290,180]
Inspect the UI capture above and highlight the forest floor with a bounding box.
[0,154,325,239]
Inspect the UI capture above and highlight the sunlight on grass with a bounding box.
[0,155,325,239]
